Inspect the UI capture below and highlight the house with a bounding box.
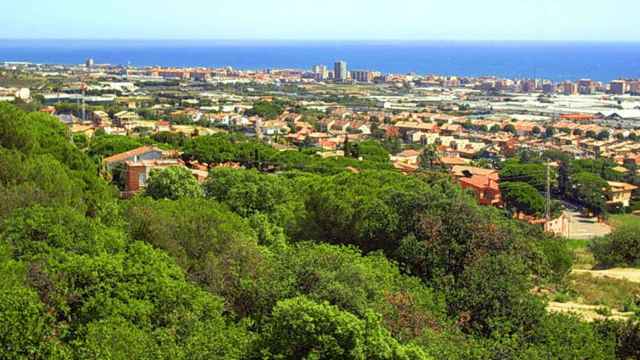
[123,159,184,195]
[349,121,371,135]
[114,111,140,128]
[396,121,439,142]
[56,113,79,126]
[91,110,111,127]
[440,123,463,136]
[155,120,172,133]
[439,156,471,168]
[329,120,351,133]
[450,166,499,180]
[611,166,630,175]
[40,106,56,115]
[392,149,421,165]
[102,146,166,171]
[459,174,502,206]
[393,161,419,173]
[606,181,638,207]
[70,124,95,138]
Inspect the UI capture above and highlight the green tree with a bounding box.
[500,161,553,192]
[501,182,546,216]
[544,127,556,138]
[451,255,545,337]
[144,166,203,200]
[418,145,441,171]
[88,134,143,158]
[256,296,429,360]
[531,126,541,136]
[125,197,265,316]
[572,172,609,217]
[503,124,516,134]
[245,100,285,119]
[597,130,610,141]
[590,222,640,268]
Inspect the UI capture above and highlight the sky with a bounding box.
[1,0,639,41]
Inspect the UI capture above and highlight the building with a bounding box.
[459,173,502,206]
[123,159,183,195]
[85,58,95,68]
[113,111,140,128]
[102,146,166,171]
[520,79,537,93]
[312,65,328,81]
[14,88,30,100]
[610,80,626,95]
[606,181,638,207]
[542,82,556,94]
[334,61,348,82]
[578,79,593,95]
[350,70,372,83]
[562,82,578,95]
[91,110,111,127]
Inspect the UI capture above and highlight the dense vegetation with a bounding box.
[590,222,640,268]
[0,103,638,359]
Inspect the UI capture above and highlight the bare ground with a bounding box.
[572,268,640,284]
[547,301,634,322]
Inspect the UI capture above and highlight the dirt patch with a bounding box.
[547,301,634,322]
[573,268,640,283]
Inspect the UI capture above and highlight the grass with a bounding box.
[610,214,640,229]
[568,272,640,311]
[565,238,596,269]
[552,291,574,303]
[555,233,640,316]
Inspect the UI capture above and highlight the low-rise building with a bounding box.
[459,174,502,206]
[102,145,166,171]
[606,181,638,207]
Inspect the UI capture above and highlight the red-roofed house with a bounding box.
[459,174,502,206]
[103,146,166,171]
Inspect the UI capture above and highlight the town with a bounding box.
[2,58,640,239]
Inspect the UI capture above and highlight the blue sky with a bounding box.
[2,0,638,41]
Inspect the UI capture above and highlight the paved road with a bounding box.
[564,210,611,240]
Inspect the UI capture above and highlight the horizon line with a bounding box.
[2,38,640,44]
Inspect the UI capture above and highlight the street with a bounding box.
[564,209,612,240]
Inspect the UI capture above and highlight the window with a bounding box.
[139,172,146,187]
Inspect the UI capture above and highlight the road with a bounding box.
[564,210,611,240]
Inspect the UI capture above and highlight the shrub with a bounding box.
[590,222,640,268]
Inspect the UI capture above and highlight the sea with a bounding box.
[1,40,640,82]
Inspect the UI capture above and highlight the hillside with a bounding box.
[0,103,638,359]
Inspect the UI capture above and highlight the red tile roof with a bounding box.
[103,146,163,164]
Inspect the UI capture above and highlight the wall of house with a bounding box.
[545,214,570,237]
[125,166,147,192]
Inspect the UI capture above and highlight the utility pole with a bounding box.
[81,81,86,123]
[545,160,551,220]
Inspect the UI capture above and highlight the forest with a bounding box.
[0,102,639,359]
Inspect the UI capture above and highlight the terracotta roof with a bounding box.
[103,146,163,164]
[393,161,419,173]
[560,113,594,121]
[397,149,421,158]
[460,175,500,191]
[451,166,499,179]
[440,157,471,166]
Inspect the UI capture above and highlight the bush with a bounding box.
[590,222,640,268]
